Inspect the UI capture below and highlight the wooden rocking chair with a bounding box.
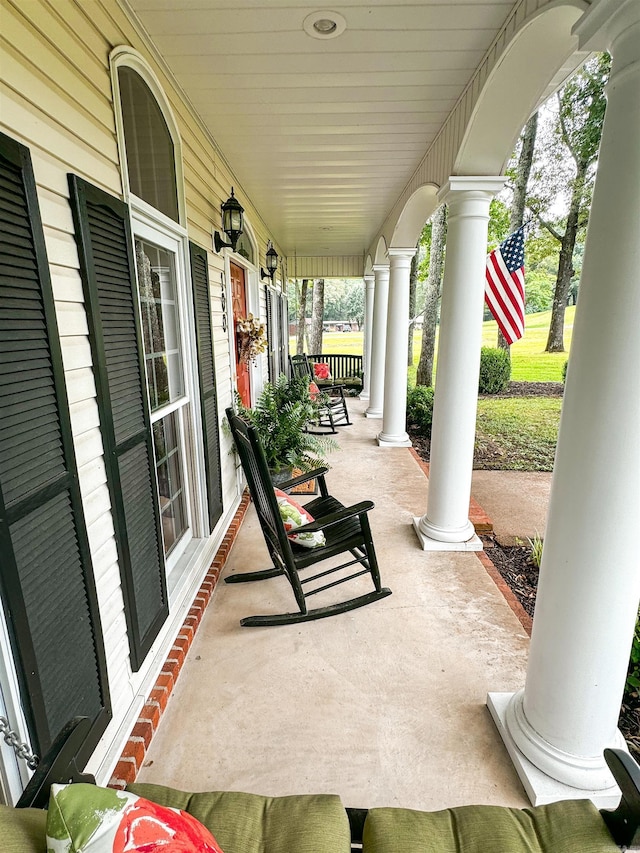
[225,408,391,626]
[289,354,351,433]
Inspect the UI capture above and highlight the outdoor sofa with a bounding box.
[2,718,638,852]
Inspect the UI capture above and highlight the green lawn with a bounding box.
[294,306,575,383]
[291,307,574,471]
[474,398,562,471]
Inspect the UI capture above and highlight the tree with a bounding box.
[533,53,610,352]
[308,279,324,353]
[497,112,538,350]
[416,204,447,387]
[296,279,309,354]
[343,282,365,329]
[407,252,419,366]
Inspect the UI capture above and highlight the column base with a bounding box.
[365,407,382,418]
[487,692,622,808]
[416,513,477,544]
[377,431,412,447]
[358,391,370,402]
[412,517,482,551]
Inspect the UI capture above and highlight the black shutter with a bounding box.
[189,242,223,533]
[0,133,110,759]
[68,175,167,672]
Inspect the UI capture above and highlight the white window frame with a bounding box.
[111,48,209,597]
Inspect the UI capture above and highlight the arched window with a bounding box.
[117,66,179,221]
[235,232,255,265]
[105,49,222,612]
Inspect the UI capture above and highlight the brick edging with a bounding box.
[406,447,531,635]
[476,549,533,636]
[108,492,251,788]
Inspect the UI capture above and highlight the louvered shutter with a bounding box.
[0,134,110,758]
[68,175,167,672]
[189,243,223,533]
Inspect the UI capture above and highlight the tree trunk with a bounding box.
[407,252,418,366]
[296,278,309,354]
[416,205,447,387]
[308,279,324,354]
[545,162,586,352]
[498,111,538,351]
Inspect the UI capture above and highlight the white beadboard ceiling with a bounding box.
[126,1,535,257]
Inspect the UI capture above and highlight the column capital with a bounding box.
[372,263,390,285]
[574,0,640,51]
[438,175,505,205]
[386,246,417,260]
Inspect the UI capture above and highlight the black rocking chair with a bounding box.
[225,408,391,626]
[289,354,351,434]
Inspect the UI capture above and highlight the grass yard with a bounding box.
[295,306,575,383]
[474,397,562,471]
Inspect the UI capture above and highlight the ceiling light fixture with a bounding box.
[303,10,347,40]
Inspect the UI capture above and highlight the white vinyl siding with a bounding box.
[0,0,277,781]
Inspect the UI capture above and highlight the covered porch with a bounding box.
[0,0,638,818]
[134,398,532,810]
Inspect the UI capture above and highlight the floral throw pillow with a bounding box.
[46,783,224,852]
[308,380,321,401]
[274,488,326,548]
[313,362,331,380]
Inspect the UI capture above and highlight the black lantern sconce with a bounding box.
[261,240,278,281]
[214,187,244,252]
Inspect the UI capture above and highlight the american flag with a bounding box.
[485,227,525,345]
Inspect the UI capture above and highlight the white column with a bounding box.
[377,248,416,447]
[365,264,389,418]
[414,177,504,549]
[489,0,640,806]
[359,274,375,401]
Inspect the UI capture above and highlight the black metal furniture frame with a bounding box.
[225,408,391,627]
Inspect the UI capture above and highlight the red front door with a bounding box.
[230,262,251,407]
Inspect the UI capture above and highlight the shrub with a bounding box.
[406,385,435,437]
[562,359,569,383]
[527,531,544,568]
[626,609,640,697]
[478,347,511,394]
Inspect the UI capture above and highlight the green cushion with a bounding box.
[0,804,47,853]
[362,799,618,853]
[127,783,351,853]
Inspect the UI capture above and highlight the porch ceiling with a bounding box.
[125,1,530,258]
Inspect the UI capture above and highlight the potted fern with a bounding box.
[235,374,337,479]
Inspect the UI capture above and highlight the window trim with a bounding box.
[132,224,200,574]
[110,47,186,228]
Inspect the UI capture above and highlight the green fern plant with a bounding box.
[236,374,337,473]
[626,610,640,697]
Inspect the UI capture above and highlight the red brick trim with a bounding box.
[406,448,529,633]
[407,448,493,534]
[109,492,251,788]
[476,549,533,637]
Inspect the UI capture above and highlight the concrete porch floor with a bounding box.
[137,398,533,811]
